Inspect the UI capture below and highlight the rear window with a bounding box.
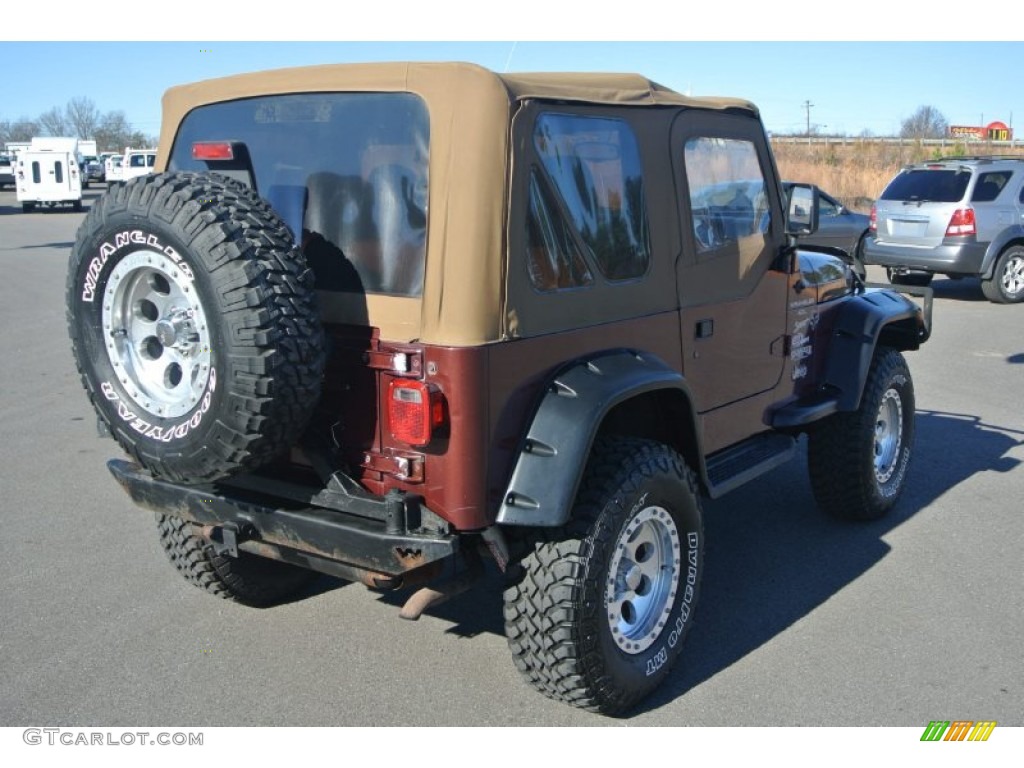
[169,92,429,298]
[880,169,971,203]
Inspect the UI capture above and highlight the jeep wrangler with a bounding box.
[67,62,931,715]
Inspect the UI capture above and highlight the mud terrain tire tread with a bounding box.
[503,437,703,715]
[156,515,316,606]
[808,347,914,521]
[67,172,325,484]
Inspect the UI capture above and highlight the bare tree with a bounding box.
[94,111,134,153]
[900,105,949,140]
[66,97,100,139]
[8,117,41,142]
[39,106,70,137]
[0,118,11,145]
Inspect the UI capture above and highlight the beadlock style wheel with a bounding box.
[103,251,212,419]
[503,437,703,715]
[67,172,325,484]
[808,347,915,521]
[605,505,681,655]
[873,388,904,485]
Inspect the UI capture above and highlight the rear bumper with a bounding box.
[863,236,987,275]
[108,459,458,578]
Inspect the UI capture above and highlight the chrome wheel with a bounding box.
[873,388,904,484]
[605,505,680,654]
[1000,253,1024,298]
[102,249,211,418]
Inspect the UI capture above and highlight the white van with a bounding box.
[120,148,157,181]
[105,154,124,183]
[16,137,84,212]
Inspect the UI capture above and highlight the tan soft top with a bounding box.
[157,62,758,345]
[159,63,756,138]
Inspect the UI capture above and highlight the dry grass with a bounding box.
[771,140,1024,212]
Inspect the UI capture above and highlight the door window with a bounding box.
[683,137,769,257]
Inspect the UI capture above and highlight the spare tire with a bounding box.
[67,172,325,484]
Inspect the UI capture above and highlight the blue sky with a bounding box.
[3,9,1021,141]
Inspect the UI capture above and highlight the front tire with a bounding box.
[981,245,1024,303]
[808,347,915,521]
[503,437,704,715]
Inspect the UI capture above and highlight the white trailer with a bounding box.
[16,137,84,212]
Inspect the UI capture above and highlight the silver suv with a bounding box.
[863,156,1024,303]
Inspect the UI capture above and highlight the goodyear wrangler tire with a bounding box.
[503,437,703,715]
[157,515,316,606]
[808,347,914,521]
[67,172,325,484]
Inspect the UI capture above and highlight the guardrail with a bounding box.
[772,136,1022,149]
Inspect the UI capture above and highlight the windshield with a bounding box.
[169,92,430,298]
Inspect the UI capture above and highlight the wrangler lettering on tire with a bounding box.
[67,172,326,484]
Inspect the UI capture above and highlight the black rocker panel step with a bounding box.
[704,432,796,499]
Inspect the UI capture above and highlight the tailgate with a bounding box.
[874,200,955,248]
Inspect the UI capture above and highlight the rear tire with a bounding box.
[808,347,914,521]
[67,172,325,484]
[157,515,316,606]
[503,437,703,715]
[981,245,1024,303]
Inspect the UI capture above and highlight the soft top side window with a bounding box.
[533,113,650,282]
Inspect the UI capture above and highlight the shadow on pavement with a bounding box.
[21,241,75,249]
[640,409,1022,715]
[266,408,1024,715]
[929,276,987,302]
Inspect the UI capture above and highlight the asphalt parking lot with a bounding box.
[0,185,1021,728]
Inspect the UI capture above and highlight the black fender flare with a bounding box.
[496,350,696,528]
[820,289,925,412]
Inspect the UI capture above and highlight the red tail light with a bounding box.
[192,142,234,161]
[388,379,446,446]
[946,208,976,236]
[869,203,877,232]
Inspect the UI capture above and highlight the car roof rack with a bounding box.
[930,155,1024,163]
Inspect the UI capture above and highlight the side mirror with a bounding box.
[786,184,819,236]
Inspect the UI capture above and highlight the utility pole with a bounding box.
[803,100,814,137]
